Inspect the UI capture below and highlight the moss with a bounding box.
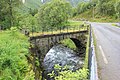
[84,26,90,69]
[60,39,77,50]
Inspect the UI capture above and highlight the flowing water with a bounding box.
[43,44,85,79]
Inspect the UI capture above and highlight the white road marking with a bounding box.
[99,45,108,64]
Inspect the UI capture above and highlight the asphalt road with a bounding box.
[91,23,120,80]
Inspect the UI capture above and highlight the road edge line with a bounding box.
[99,45,108,64]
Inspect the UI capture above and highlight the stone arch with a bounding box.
[70,38,82,48]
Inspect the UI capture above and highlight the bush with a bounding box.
[48,64,89,80]
[38,0,72,31]
[0,28,34,80]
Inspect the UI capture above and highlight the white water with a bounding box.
[43,45,84,73]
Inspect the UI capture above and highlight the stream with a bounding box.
[43,44,85,79]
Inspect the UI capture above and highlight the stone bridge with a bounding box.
[29,25,89,80]
[30,29,88,62]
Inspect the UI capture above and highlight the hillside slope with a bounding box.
[73,9,119,22]
[67,0,89,6]
[24,0,42,9]
[42,0,89,6]
[17,0,41,14]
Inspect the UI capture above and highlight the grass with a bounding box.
[84,27,90,69]
[66,20,83,26]
[60,39,77,50]
[112,23,120,28]
[91,16,120,23]
[0,29,34,80]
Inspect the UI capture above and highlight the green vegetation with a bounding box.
[61,39,77,50]
[0,27,34,80]
[29,20,88,36]
[48,25,90,80]
[42,0,88,7]
[66,20,83,26]
[48,64,89,80]
[24,0,41,9]
[84,25,90,68]
[0,0,21,29]
[2,0,116,79]
[92,28,98,61]
[38,0,72,31]
[73,0,120,22]
[112,24,120,28]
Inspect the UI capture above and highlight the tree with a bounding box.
[0,0,21,29]
[38,0,72,31]
[77,2,95,15]
[18,14,39,32]
[115,0,120,19]
[96,0,115,16]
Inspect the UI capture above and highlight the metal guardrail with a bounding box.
[88,24,98,80]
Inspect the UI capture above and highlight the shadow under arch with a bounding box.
[70,38,82,48]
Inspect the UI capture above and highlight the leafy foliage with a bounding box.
[115,0,120,19]
[18,13,39,32]
[96,0,115,16]
[38,0,72,31]
[48,64,89,80]
[24,0,41,9]
[0,0,21,29]
[0,28,34,80]
[75,0,120,22]
[77,2,93,14]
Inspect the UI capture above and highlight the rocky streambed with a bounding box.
[43,44,85,79]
